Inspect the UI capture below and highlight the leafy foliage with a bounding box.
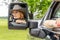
[19,0,52,19]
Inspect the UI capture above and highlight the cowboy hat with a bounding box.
[11,5,25,13]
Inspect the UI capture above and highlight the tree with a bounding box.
[19,0,51,19]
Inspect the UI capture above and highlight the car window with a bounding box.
[51,3,60,19]
[55,8,60,18]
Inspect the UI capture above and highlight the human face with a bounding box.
[12,10,24,19]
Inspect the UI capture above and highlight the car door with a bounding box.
[29,1,60,39]
[41,1,60,34]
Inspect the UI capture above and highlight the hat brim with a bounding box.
[11,9,24,13]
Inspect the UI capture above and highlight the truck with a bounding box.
[8,0,60,40]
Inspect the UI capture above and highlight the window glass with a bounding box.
[55,8,60,18]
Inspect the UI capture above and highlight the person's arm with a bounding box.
[43,20,56,28]
[16,20,26,24]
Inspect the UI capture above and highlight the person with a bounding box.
[10,5,26,24]
[43,18,60,40]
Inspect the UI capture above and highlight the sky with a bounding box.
[0,0,11,17]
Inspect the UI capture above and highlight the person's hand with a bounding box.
[56,18,60,27]
[16,20,26,24]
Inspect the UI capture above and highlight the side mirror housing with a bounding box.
[8,2,29,29]
[28,20,38,28]
[29,28,47,39]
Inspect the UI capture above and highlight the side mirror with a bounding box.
[8,2,29,29]
[28,20,38,28]
[29,28,47,39]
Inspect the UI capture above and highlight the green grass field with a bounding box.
[0,18,43,40]
[0,18,29,40]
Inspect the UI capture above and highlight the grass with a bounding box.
[0,18,43,40]
[0,18,29,40]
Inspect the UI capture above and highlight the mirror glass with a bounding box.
[8,3,28,29]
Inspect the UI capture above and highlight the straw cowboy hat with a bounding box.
[11,5,25,13]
